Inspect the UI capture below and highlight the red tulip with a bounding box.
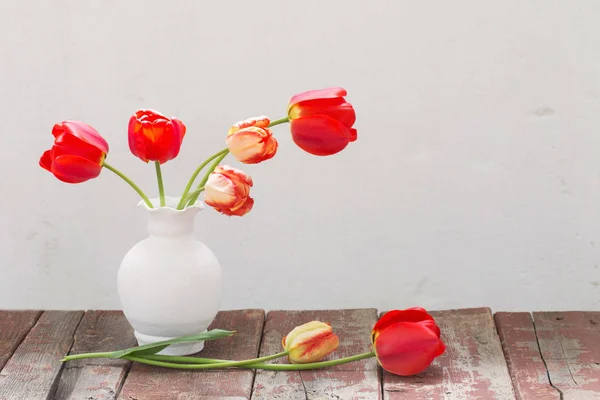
[39,121,109,183]
[128,109,186,164]
[226,116,278,164]
[287,87,357,156]
[204,165,254,216]
[372,307,445,376]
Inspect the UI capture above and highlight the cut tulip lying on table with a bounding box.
[61,308,445,376]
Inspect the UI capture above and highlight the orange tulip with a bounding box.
[128,109,186,164]
[39,121,109,183]
[204,165,254,216]
[282,321,340,364]
[288,87,357,156]
[226,116,278,164]
[372,307,445,376]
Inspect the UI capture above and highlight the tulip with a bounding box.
[204,165,254,216]
[39,121,109,183]
[226,116,278,164]
[128,109,186,164]
[371,307,445,376]
[287,87,357,156]
[282,321,340,364]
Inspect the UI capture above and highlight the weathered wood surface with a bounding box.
[54,310,136,400]
[383,308,515,400]
[252,309,381,400]
[495,312,559,400]
[118,309,265,400]
[0,311,84,400]
[533,311,600,400]
[0,311,41,370]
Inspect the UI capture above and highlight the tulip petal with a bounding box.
[290,98,356,129]
[204,173,238,208]
[50,155,103,183]
[290,115,352,156]
[217,197,254,216]
[375,321,445,376]
[289,87,347,108]
[52,132,106,164]
[39,150,53,172]
[373,309,435,339]
[54,121,109,154]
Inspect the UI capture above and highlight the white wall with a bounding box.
[1,0,599,312]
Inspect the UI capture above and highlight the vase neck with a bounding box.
[147,213,195,237]
[140,197,203,238]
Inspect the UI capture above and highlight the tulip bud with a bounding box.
[287,87,357,156]
[128,109,186,164]
[204,165,254,216]
[282,321,340,364]
[226,116,278,164]
[39,121,109,183]
[372,308,445,376]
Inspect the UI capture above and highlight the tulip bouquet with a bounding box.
[62,307,446,377]
[40,87,357,214]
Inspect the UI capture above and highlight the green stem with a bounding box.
[103,163,153,208]
[182,187,205,205]
[61,352,114,362]
[154,161,165,207]
[125,350,290,370]
[177,148,229,210]
[127,351,375,371]
[186,150,229,206]
[143,350,288,366]
[268,117,289,127]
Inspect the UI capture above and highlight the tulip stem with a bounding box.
[268,117,289,127]
[186,150,229,206]
[103,163,153,209]
[154,161,166,207]
[177,148,229,210]
[122,351,375,371]
[140,350,289,366]
[181,187,205,205]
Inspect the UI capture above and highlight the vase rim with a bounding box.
[137,196,205,214]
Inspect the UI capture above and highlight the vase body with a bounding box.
[117,197,222,355]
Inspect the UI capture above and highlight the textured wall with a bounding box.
[2,0,599,311]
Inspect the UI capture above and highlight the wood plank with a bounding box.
[533,311,600,399]
[382,308,515,400]
[251,309,381,400]
[494,312,559,400]
[0,311,42,370]
[0,310,84,400]
[118,309,264,400]
[54,310,136,400]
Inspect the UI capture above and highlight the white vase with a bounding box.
[117,196,222,356]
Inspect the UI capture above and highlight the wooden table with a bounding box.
[0,308,598,399]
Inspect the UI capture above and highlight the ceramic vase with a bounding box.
[117,196,222,356]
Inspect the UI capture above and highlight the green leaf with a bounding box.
[110,329,235,358]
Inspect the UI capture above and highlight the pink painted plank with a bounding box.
[382,308,515,400]
[0,311,41,370]
[0,311,84,400]
[533,311,600,399]
[494,312,559,399]
[251,309,381,400]
[54,310,136,400]
[118,309,265,400]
